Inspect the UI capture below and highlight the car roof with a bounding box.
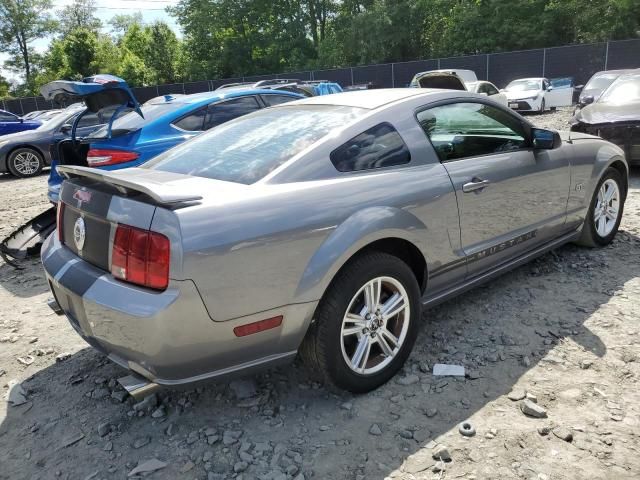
[510,77,544,82]
[593,69,638,76]
[146,89,301,106]
[616,71,640,81]
[285,88,454,110]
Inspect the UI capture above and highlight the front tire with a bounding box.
[539,98,546,113]
[300,251,421,393]
[7,148,44,178]
[577,168,625,247]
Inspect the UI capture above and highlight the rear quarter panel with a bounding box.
[176,165,462,322]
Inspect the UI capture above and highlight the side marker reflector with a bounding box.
[233,315,283,337]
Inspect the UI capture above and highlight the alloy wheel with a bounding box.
[340,276,411,375]
[13,151,40,176]
[594,178,620,237]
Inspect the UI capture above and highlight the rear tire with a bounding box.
[7,148,44,178]
[576,168,625,247]
[300,251,421,393]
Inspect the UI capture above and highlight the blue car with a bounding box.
[0,109,42,136]
[43,75,303,202]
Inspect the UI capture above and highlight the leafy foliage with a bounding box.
[1,0,639,98]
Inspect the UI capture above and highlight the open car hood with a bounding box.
[574,101,640,125]
[414,73,467,91]
[40,74,142,117]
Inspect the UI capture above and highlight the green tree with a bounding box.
[144,22,180,84]
[0,73,11,99]
[119,49,149,86]
[57,0,102,34]
[0,0,57,85]
[92,35,122,75]
[63,28,98,78]
[108,12,143,41]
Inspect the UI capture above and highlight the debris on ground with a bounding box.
[432,363,465,376]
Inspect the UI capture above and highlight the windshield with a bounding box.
[35,107,82,131]
[90,103,176,137]
[599,77,640,104]
[505,80,541,92]
[584,73,619,92]
[145,105,366,184]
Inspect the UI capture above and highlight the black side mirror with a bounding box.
[582,95,595,105]
[60,124,72,135]
[532,128,561,149]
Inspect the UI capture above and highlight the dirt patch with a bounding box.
[1,110,639,479]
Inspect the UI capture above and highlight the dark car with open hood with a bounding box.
[571,71,640,166]
[575,69,638,111]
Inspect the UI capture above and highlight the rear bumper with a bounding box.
[42,234,316,386]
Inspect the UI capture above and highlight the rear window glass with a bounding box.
[330,123,411,172]
[145,105,366,184]
[262,94,299,106]
[90,103,176,137]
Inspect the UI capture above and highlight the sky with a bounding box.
[1,0,182,82]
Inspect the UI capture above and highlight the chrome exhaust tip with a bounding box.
[117,374,159,400]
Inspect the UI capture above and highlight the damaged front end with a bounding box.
[571,121,640,165]
[0,75,141,266]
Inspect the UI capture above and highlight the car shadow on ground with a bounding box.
[2,221,638,479]
[0,259,50,298]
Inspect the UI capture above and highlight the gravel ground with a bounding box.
[1,107,640,480]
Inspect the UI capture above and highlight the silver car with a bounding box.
[42,89,628,396]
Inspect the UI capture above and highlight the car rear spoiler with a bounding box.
[58,165,203,206]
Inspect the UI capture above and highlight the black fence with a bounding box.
[2,38,639,115]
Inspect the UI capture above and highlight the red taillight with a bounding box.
[57,201,65,241]
[87,149,139,167]
[111,224,170,290]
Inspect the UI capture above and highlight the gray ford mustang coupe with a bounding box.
[42,89,627,396]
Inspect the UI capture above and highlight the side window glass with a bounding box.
[76,111,100,128]
[0,112,17,122]
[173,107,206,131]
[262,94,297,106]
[204,96,261,130]
[477,83,488,94]
[417,102,526,162]
[330,122,411,172]
[486,84,499,96]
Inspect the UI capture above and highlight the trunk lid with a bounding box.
[56,166,245,280]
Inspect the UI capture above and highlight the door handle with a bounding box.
[462,178,490,193]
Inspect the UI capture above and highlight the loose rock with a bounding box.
[521,399,547,418]
[508,388,527,401]
[128,459,167,477]
[432,445,451,462]
[396,374,420,386]
[552,427,573,442]
[369,424,382,436]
